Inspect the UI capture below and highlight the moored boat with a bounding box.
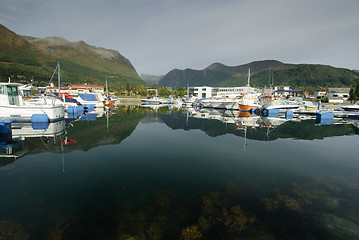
[341,101,359,111]
[238,94,260,111]
[0,83,65,122]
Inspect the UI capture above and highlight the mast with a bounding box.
[268,66,271,86]
[247,68,251,88]
[57,62,61,94]
[105,76,109,97]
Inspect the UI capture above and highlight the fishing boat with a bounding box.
[0,82,65,122]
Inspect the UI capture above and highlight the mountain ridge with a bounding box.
[0,24,146,88]
[159,60,359,89]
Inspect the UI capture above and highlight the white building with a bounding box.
[326,88,350,103]
[188,86,258,98]
[213,86,257,96]
[188,86,213,98]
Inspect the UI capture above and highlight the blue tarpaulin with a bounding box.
[80,113,98,121]
[78,93,98,101]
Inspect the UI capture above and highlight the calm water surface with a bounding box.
[1,106,359,239]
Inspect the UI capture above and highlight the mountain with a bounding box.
[140,74,163,85]
[159,60,359,89]
[0,24,146,88]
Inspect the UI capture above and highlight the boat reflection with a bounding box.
[0,120,67,166]
[165,107,358,141]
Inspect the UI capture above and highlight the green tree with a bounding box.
[158,87,172,97]
[349,87,355,102]
[354,83,359,102]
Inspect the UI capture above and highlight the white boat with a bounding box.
[183,96,198,107]
[238,94,261,111]
[263,99,301,112]
[200,97,226,109]
[73,93,105,108]
[141,97,163,105]
[24,94,81,108]
[0,83,65,122]
[11,120,66,139]
[341,101,359,111]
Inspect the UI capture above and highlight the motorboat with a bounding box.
[24,94,81,108]
[73,93,105,108]
[0,82,65,122]
[341,101,359,111]
[262,99,301,112]
[238,94,261,111]
[11,120,66,139]
[141,97,163,105]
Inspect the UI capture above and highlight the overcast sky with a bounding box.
[1,0,358,75]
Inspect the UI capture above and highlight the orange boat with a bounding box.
[238,94,260,112]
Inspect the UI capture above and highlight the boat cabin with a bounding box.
[0,83,24,106]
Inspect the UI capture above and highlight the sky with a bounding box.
[1,0,358,75]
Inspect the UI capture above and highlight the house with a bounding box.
[325,88,350,103]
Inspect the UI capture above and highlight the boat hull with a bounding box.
[341,106,359,111]
[0,105,65,122]
[238,104,259,112]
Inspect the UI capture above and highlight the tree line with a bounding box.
[114,83,187,98]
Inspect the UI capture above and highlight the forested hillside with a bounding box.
[0,24,146,88]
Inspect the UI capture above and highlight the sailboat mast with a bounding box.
[105,76,108,97]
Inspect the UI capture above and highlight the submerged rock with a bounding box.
[322,214,359,239]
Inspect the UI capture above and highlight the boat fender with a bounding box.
[31,114,49,123]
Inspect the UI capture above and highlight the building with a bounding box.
[213,86,257,96]
[46,83,105,95]
[188,86,213,98]
[326,88,350,103]
[188,86,259,98]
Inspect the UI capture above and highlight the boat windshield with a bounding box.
[7,85,19,105]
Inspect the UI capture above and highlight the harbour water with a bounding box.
[1,106,359,239]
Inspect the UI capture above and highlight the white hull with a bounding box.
[223,100,240,110]
[74,99,104,108]
[0,105,65,122]
[11,120,66,138]
[141,99,161,105]
[266,104,300,112]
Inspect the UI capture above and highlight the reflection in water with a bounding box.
[0,106,358,239]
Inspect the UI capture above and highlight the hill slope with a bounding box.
[0,24,146,88]
[159,60,359,89]
[140,74,163,85]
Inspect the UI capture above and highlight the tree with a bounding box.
[354,83,359,101]
[349,87,355,102]
[158,87,171,97]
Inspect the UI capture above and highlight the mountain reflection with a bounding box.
[1,106,358,166]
